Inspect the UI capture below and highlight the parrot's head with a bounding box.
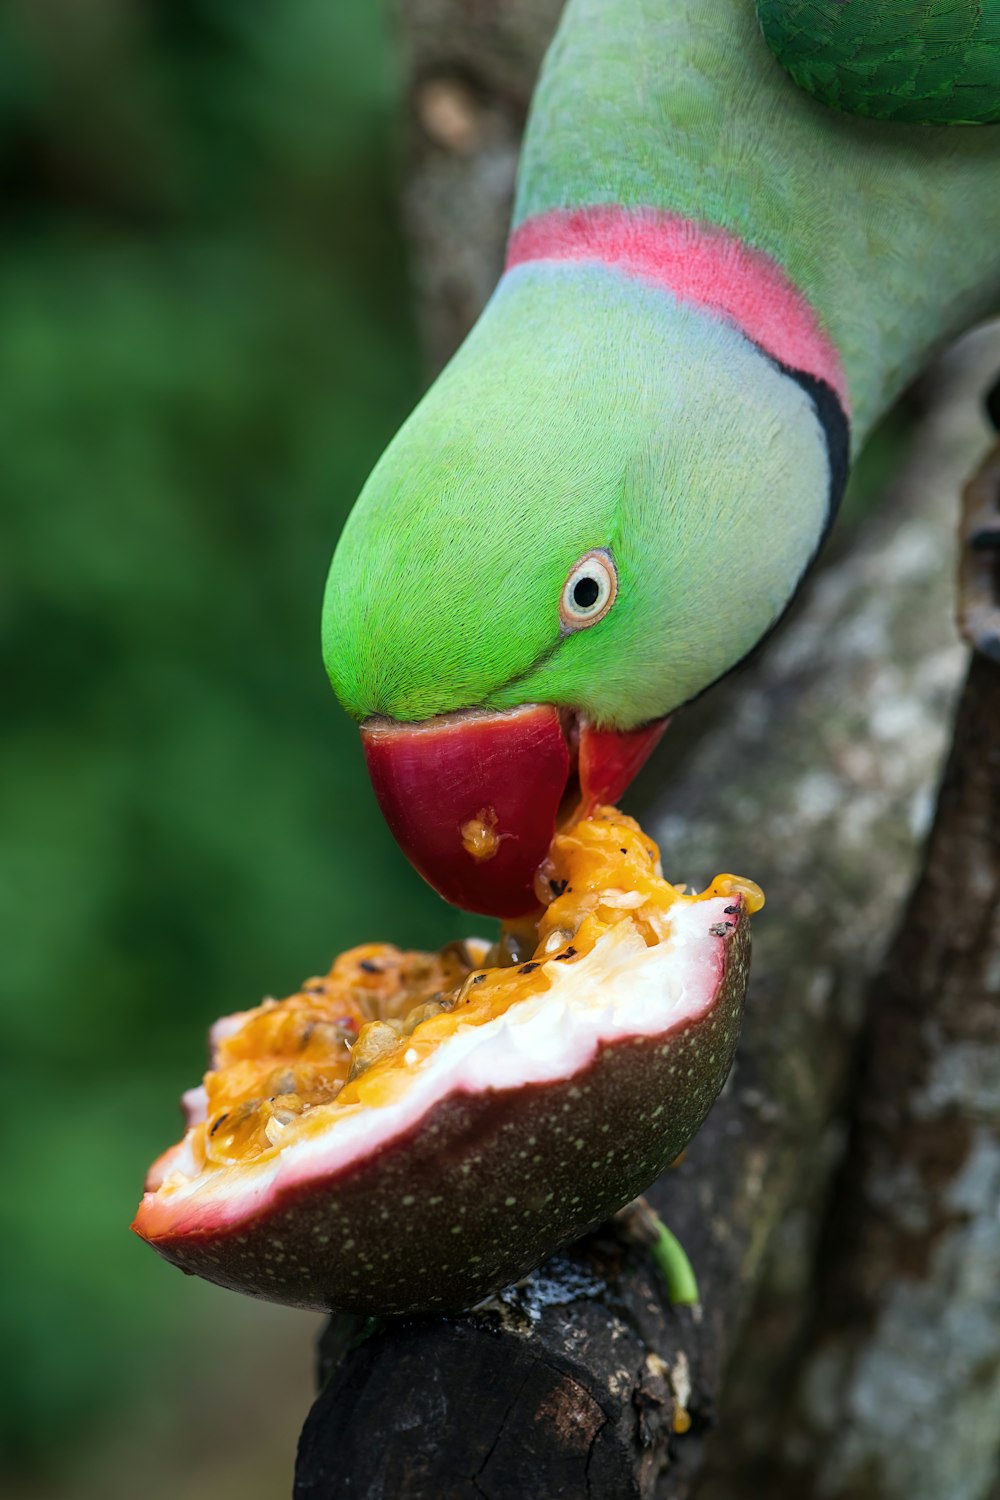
[323,257,847,917]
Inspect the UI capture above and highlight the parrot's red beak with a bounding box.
[360,705,669,918]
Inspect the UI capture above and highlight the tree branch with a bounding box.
[705,639,1000,1500]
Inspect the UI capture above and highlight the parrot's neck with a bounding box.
[515,0,1000,443]
[506,204,849,412]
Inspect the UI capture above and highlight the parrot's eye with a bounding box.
[559,549,618,633]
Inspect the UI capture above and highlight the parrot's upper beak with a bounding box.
[360,704,669,918]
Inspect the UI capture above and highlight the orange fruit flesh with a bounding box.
[190,809,763,1176]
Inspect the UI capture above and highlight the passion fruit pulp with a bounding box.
[133,808,761,1315]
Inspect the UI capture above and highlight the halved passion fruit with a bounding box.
[133,808,761,1315]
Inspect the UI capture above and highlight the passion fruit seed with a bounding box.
[401,995,455,1035]
[438,939,483,970]
[299,1019,357,1050]
[485,927,533,968]
[347,1019,406,1082]
[203,1098,264,1163]
[542,926,576,954]
[268,1069,298,1095]
[264,1110,298,1147]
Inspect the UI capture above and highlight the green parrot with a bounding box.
[322,0,1000,918]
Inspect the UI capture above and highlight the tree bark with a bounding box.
[701,653,1000,1500]
[393,0,564,373]
[294,6,1000,1494]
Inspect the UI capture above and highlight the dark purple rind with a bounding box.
[140,910,750,1315]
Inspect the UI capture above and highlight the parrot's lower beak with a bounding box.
[360,704,669,918]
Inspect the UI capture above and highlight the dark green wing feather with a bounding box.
[757,0,1000,123]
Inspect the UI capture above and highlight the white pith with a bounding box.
[137,896,732,1236]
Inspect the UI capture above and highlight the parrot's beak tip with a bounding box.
[360,704,669,919]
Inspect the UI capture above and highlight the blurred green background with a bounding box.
[1,2,478,1493]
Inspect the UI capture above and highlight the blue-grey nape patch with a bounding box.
[731,316,849,539]
[670,356,850,717]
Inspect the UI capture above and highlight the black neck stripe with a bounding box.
[770,357,852,542]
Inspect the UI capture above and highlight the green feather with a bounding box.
[756,0,1000,124]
